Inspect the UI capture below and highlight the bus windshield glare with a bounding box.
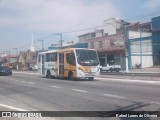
[76,49,99,66]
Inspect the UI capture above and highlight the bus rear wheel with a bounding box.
[88,77,94,80]
[46,70,51,79]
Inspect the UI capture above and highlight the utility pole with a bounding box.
[124,25,129,73]
[55,33,63,48]
[38,40,44,50]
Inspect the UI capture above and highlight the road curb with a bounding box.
[95,77,160,84]
[100,72,160,77]
[13,71,39,75]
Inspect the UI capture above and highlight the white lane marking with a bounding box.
[16,80,34,85]
[20,81,26,83]
[28,82,34,84]
[79,82,97,85]
[3,78,34,85]
[96,77,160,84]
[149,101,160,105]
[0,104,27,111]
[103,93,125,99]
[72,89,87,93]
[13,71,39,75]
[51,86,62,89]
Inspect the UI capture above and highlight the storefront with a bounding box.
[152,16,160,65]
[98,50,125,69]
[88,34,125,69]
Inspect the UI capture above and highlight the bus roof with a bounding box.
[38,48,96,54]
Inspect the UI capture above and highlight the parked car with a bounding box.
[28,65,38,71]
[0,66,12,76]
[100,64,121,72]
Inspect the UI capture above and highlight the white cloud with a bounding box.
[0,0,120,34]
[145,0,160,9]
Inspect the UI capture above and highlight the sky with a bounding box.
[0,0,160,55]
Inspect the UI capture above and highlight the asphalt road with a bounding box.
[100,71,160,77]
[0,72,160,120]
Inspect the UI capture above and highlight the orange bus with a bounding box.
[37,48,100,80]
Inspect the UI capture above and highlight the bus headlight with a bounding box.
[78,67,84,72]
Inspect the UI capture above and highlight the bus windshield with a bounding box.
[76,49,99,66]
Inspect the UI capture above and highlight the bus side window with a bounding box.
[66,53,76,66]
[51,52,57,62]
[46,53,50,62]
[50,54,53,62]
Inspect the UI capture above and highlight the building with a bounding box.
[17,51,27,70]
[17,50,38,70]
[78,18,129,68]
[78,18,153,70]
[128,16,160,68]
[152,16,160,65]
[103,18,129,36]
[127,31,153,69]
[16,36,38,70]
[78,29,103,43]
[88,34,125,68]
[0,53,18,68]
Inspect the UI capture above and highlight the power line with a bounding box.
[36,11,160,41]
[35,11,160,42]
[1,11,160,54]
[60,25,103,34]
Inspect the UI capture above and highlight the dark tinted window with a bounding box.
[46,52,57,62]
[46,53,50,62]
[66,53,76,66]
[76,50,99,66]
[51,53,57,62]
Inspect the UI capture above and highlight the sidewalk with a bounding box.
[126,66,160,74]
[99,66,160,81]
[12,70,160,82]
[13,70,39,75]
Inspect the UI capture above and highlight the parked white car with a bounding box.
[28,65,38,71]
[100,64,121,72]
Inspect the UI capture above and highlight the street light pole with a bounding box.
[124,26,129,73]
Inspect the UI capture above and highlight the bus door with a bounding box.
[42,55,45,75]
[64,52,72,77]
[65,52,76,77]
[58,53,64,76]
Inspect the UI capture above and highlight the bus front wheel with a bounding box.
[68,72,74,80]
